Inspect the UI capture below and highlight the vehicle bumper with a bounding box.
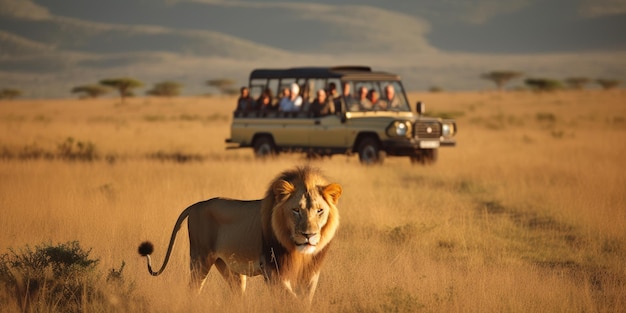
[381,138,455,156]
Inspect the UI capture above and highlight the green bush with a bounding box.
[0,241,98,311]
[0,241,142,312]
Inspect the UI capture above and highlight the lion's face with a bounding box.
[271,178,341,255]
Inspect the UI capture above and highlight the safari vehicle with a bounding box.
[225,66,457,165]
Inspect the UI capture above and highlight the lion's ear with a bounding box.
[323,183,342,205]
[273,179,295,202]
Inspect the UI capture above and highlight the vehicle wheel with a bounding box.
[358,138,384,165]
[409,154,424,165]
[253,137,276,158]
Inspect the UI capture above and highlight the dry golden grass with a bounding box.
[1,90,625,312]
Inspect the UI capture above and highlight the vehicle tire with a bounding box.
[358,138,384,165]
[253,136,276,159]
[409,154,424,165]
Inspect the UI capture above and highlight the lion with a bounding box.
[137,166,341,303]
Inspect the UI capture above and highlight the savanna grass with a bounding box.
[0,91,625,312]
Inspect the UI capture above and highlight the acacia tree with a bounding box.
[71,85,110,99]
[525,78,562,92]
[147,81,182,97]
[206,78,236,95]
[0,88,22,100]
[481,71,523,91]
[99,78,143,103]
[596,79,621,90]
[564,77,591,90]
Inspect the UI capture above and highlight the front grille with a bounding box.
[415,121,441,139]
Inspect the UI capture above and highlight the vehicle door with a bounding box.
[270,78,312,149]
[309,78,350,149]
[309,115,348,148]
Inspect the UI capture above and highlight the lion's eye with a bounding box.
[292,208,300,215]
[317,208,324,215]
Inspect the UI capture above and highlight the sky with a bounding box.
[0,0,625,98]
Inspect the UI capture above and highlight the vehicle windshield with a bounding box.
[343,80,410,112]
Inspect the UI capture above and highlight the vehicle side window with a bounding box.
[266,79,280,105]
[249,79,265,100]
[349,81,377,112]
[327,78,342,113]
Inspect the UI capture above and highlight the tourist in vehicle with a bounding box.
[279,83,303,113]
[327,82,339,99]
[341,82,355,107]
[236,86,256,113]
[352,86,372,111]
[256,90,274,116]
[309,89,335,117]
[381,84,401,110]
[327,82,341,112]
[369,89,386,111]
[300,83,312,112]
[260,87,274,106]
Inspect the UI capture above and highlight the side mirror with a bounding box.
[416,101,425,115]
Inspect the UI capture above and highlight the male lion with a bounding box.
[137,166,341,303]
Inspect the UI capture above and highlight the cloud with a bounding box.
[0,0,52,20]
[0,30,55,56]
[455,0,532,24]
[2,0,625,97]
[579,0,626,17]
[159,1,435,53]
[293,4,434,53]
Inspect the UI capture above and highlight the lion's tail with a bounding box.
[137,206,192,276]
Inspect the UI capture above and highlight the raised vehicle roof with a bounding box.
[249,66,401,81]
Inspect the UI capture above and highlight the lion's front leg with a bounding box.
[305,271,320,304]
[278,271,319,304]
[280,279,298,297]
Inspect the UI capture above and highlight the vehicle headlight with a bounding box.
[387,121,412,138]
[441,122,455,137]
[442,124,450,136]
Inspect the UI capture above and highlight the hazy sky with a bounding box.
[1,0,625,97]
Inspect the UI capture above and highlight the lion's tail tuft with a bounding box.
[138,241,154,256]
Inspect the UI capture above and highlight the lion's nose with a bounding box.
[301,231,317,239]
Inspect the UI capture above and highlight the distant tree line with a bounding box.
[2,72,622,100]
[0,88,22,100]
[480,71,621,92]
[68,77,240,101]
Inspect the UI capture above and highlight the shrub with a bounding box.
[0,88,22,100]
[481,71,523,90]
[147,150,206,163]
[536,112,557,123]
[147,81,182,97]
[57,137,98,161]
[0,241,98,312]
[380,286,424,313]
[0,241,142,312]
[596,79,621,90]
[71,85,110,99]
[525,78,562,92]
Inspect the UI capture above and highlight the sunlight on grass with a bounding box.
[0,90,624,312]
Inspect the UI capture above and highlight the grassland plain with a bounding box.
[0,90,625,312]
